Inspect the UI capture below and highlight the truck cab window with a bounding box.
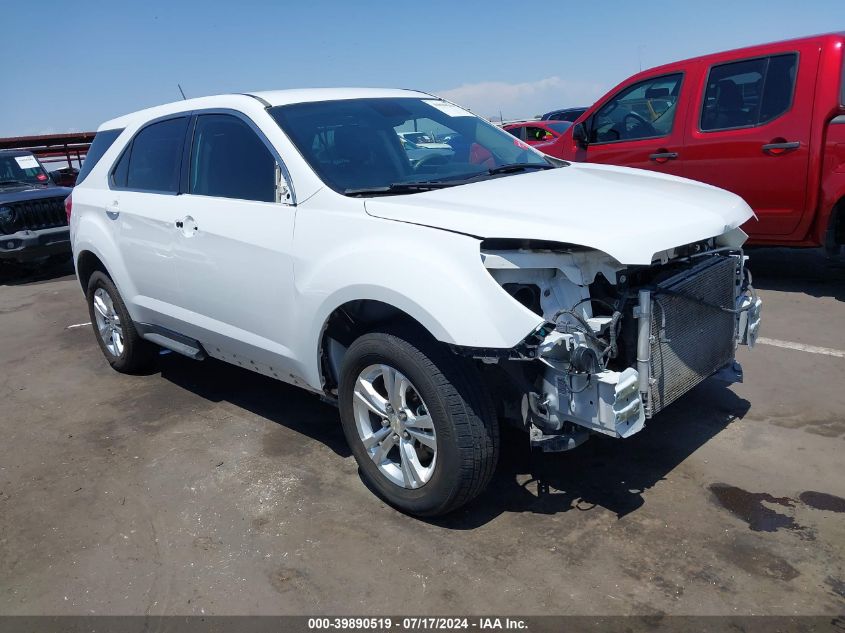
[590,74,683,143]
[700,53,797,131]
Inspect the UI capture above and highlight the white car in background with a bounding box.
[69,88,761,516]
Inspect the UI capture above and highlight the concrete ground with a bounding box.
[0,249,843,616]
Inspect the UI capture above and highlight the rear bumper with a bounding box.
[0,226,70,262]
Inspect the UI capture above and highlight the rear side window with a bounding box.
[700,53,798,131]
[120,117,189,192]
[77,129,123,185]
[189,114,276,202]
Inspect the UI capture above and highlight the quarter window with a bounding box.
[77,128,123,185]
[590,73,683,143]
[700,53,798,131]
[189,114,276,202]
[124,117,188,192]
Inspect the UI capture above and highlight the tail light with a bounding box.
[64,194,72,222]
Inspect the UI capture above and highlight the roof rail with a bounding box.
[239,93,272,109]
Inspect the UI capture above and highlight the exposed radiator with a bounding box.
[645,255,738,415]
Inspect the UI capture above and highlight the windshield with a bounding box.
[0,153,50,187]
[269,97,550,195]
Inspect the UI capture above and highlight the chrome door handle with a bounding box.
[762,141,800,154]
[649,151,678,162]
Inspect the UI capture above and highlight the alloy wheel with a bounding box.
[352,364,437,489]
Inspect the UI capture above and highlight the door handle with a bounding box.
[105,209,119,220]
[762,141,800,155]
[176,216,198,234]
[649,151,678,163]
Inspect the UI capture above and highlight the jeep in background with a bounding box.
[537,33,845,253]
[0,150,72,263]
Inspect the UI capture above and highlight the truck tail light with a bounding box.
[64,194,73,222]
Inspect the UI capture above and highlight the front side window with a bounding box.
[125,117,188,192]
[590,73,683,143]
[269,97,550,195]
[700,53,798,131]
[189,114,275,202]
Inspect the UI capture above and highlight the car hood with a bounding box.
[364,162,754,265]
[0,184,72,203]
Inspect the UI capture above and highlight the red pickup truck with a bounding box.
[538,33,845,251]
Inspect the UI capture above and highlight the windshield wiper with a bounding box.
[343,182,461,196]
[342,163,558,196]
[486,162,555,175]
[0,179,33,187]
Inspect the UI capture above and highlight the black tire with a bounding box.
[338,329,499,517]
[86,271,156,373]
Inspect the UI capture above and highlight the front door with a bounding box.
[172,112,298,375]
[576,72,689,177]
[682,49,818,237]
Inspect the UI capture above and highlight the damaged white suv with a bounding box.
[69,89,761,516]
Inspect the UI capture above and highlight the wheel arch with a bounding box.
[76,249,110,292]
[827,195,845,252]
[316,298,443,394]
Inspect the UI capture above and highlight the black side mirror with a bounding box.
[572,122,589,149]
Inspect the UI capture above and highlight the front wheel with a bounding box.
[338,330,499,517]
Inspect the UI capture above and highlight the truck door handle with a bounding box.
[762,141,800,155]
[649,151,678,163]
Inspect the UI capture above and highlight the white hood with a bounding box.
[365,162,754,265]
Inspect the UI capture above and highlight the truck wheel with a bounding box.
[338,330,499,517]
[86,271,155,373]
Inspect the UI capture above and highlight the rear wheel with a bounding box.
[86,271,155,373]
[339,330,498,517]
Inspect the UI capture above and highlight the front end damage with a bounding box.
[470,241,762,451]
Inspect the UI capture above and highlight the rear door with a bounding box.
[172,112,298,373]
[682,48,819,237]
[575,71,689,177]
[111,116,189,324]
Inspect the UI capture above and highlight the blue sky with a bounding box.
[1,0,839,136]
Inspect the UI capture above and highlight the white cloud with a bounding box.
[436,76,604,121]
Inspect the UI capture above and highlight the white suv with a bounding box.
[69,88,761,516]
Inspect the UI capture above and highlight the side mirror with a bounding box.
[571,122,589,149]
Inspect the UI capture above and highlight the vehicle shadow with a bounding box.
[155,353,748,527]
[747,246,845,301]
[156,353,352,458]
[431,380,750,530]
[0,257,76,287]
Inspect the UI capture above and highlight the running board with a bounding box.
[135,323,207,360]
